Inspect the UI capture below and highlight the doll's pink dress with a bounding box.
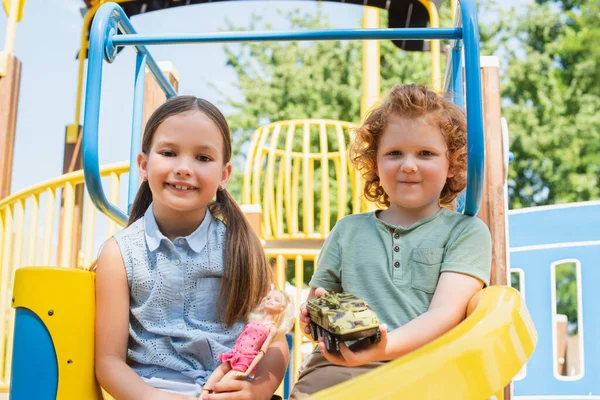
[218,322,270,372]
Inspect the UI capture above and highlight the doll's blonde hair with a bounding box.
[248,289,295,339]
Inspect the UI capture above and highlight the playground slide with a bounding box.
[309,285,537,400]
[10,267,536,400]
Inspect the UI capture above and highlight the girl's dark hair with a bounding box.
[349,84,468,209]
[128,96,270,326]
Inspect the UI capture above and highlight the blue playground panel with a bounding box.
[510,202,600,399]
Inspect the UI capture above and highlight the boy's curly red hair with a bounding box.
[349,84,467,209]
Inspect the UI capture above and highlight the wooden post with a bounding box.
[478,56,511,400]
[0,54,21,199]
[143,62,179,132]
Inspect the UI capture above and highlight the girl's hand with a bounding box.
[318,324,388,367]
[300,287,328,335]
[200,379,266,400]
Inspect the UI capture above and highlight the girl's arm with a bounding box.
[204,336,289,400]
[237,325,278,378]
[95,239,195,400]
[318,271,484,366]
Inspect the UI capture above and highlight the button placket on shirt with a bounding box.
[392,230,401,274]
[171,239,186,328]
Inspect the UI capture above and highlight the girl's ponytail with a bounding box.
[128,180,153,226]
[210,189,271,327]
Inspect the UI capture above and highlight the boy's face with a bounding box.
[376,115,453,221]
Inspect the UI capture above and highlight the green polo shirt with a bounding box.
[309,208,491,331]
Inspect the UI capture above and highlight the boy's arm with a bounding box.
[95,239,195,400]
[318,271,484,366]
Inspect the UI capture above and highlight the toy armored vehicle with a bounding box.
[306,292,381,352]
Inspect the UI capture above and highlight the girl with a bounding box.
[290,84,492,398]
[202,289,294,399]
[95,96,288,400]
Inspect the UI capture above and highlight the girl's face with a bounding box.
[264,291,286,315]
[138,110,231,222]
[376,115,453,222]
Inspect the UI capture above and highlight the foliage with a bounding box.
[502,0,600,208]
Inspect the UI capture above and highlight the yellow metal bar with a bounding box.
[0,161,129,210]
[302,123,312,235]
[361,6,381,117]
[275,255,286,290]
[275,155,285,237]
[283,123,295,236]
[107,172,120,237]
[335,123,348,221]
[319,123,330,235]
[291,157,300,235]
[26,195,39,265]
[4,200,24,381]
[0,205,13,378]
[265,124,282,238]
[242,125,262,204]
[293,255,304,382]
[308,159,315,235]
[0,0,22,77]
[418,0,442,92]
[451,0,458,25]
[42,188,55,265]
[60,183,75,267]
[83,193,96,268]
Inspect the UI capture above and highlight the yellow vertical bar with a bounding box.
[361,7,381,118]
[275,154,285,238]
[107,172,120,237]
[243,126,263,204]
[291,157,300,235]
[319,123,330,236]
[335,123,348,221]
[26,194,39,265]
[0,205,13,379]
[302,123,312,235]
[42,188,55,265]
[61,183,75,267]
[451,0,458,25]
[266,124,282,238]
[293,255,304,382]
[4,200,24,381]
[308,159,315,234]
[83,193,97,268]
[251,127,271,238]
[275,255,286,290]
[283,123,295,236]
[0,0,20,76]
[418,0,441,92]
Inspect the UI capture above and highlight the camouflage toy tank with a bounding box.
[306,292,381,352]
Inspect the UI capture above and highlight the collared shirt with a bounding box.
[113,204,243,385]
[310,208,492,331]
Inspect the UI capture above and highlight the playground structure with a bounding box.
[0,0,597,399]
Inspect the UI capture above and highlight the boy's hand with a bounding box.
[300,287,328,335]
[318,324,388,367]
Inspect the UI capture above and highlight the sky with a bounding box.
[0,0,528,197]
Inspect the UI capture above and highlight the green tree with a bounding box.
[502,0,600,208]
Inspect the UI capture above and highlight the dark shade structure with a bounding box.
[80,0,444,52]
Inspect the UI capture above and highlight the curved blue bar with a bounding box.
[128,53,148,213]
[459,0,484,216]
[112,28,462,46]
[10,308,58,400]
[83,3,177,225]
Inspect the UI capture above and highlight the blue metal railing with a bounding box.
[82,1,485,226]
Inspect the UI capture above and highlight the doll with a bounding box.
[201,289,294,396]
